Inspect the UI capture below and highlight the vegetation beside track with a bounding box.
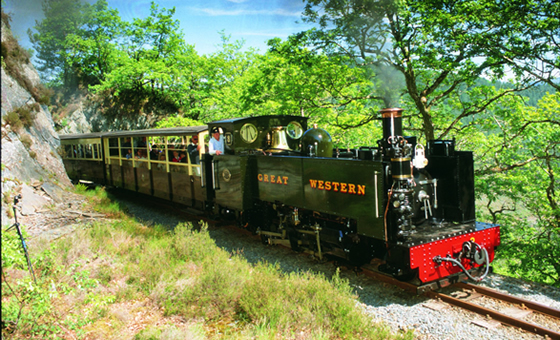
[1,185,413,339]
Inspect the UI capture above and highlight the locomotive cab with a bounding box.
[202,116,309,215]
[206,115,308,155]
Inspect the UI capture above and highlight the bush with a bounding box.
[4,110,23,131]
[0,187,412,340]
[1,226,29,269]
[4,105,37,131]
[20,134,33,149]
[35,84,53,105]
[17,106,36,128]
[0,11,52,106]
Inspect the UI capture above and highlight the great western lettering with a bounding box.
[258,173,288,185]
[309,179,366,195]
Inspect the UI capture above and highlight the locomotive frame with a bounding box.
[60,110,500,288]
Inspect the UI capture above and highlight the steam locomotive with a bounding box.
[60,108,500,288]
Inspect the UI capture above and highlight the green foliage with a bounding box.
[301,0,559,141]
[0,203,410,339]
[88,2,197,115]
[238,264,392,338]
[17,105,37,128]
[474,93,560,286]
[4,104,40,133]
[154,115,203,129]
[4,110,23,131]
[28,0,84,85]
[65,0,124,86]
[74,182,89,194]
[1,227,28,269]
[134,324,205,340]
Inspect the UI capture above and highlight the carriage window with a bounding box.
[149,136,166,161]
[93,144,99,159]
[132,137,148,163]
[72,145,80,158]
[109,138,120,157]
[168,135,188,163]
[84,144,93,159]
[63,145,72,158]
[120,137,132,159]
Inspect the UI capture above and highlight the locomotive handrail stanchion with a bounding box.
[5,194,37,284]
[212,159,219,190]
[200,158,206,188]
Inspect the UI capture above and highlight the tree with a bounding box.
[301,0,554,142]
[28,0,84,85]
[206,35,383,146]
[473,93,560,286]
[301,0,559,286]
[64,0,124,86]
[201,33,260,121]
[481,1,560,90]
[91,2,196,114]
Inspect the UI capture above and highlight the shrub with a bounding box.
[20,134,33,149]
[4,110,23,131]
[0,186,411,340]
[35,84,53,105]
[0,11,52,106]
[4,105,37,131]
[17,105,36,128]
[1,226,29,269]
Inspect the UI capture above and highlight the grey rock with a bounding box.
[19,184,50,215]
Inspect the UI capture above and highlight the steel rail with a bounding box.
[454,282,560,320]
[361,266,560,339]
[425,288,560,340]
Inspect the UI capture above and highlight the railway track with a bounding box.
[361,267,560,339]
[434,282,560,339]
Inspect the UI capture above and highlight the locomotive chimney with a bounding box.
[380,108,403,141]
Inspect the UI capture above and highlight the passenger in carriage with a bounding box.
[136,137,147,148]
[157,154,166,170]
[150,145,159,160]
[180,152,187,163]
[122,137,131,156]
[188,136,200,164]
[209,127,224,155]
[135,149,147,160]
[125,149,133,159]
[171,150,182,162]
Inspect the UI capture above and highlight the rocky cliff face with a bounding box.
[1,20,72,226]
[57,98,157,134]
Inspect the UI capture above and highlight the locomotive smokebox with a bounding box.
[381,108,403,141]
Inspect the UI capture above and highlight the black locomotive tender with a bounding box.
[60,109,500,287]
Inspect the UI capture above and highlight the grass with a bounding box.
[1,187,413,339]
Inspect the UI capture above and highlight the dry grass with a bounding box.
[1,188,412,340]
